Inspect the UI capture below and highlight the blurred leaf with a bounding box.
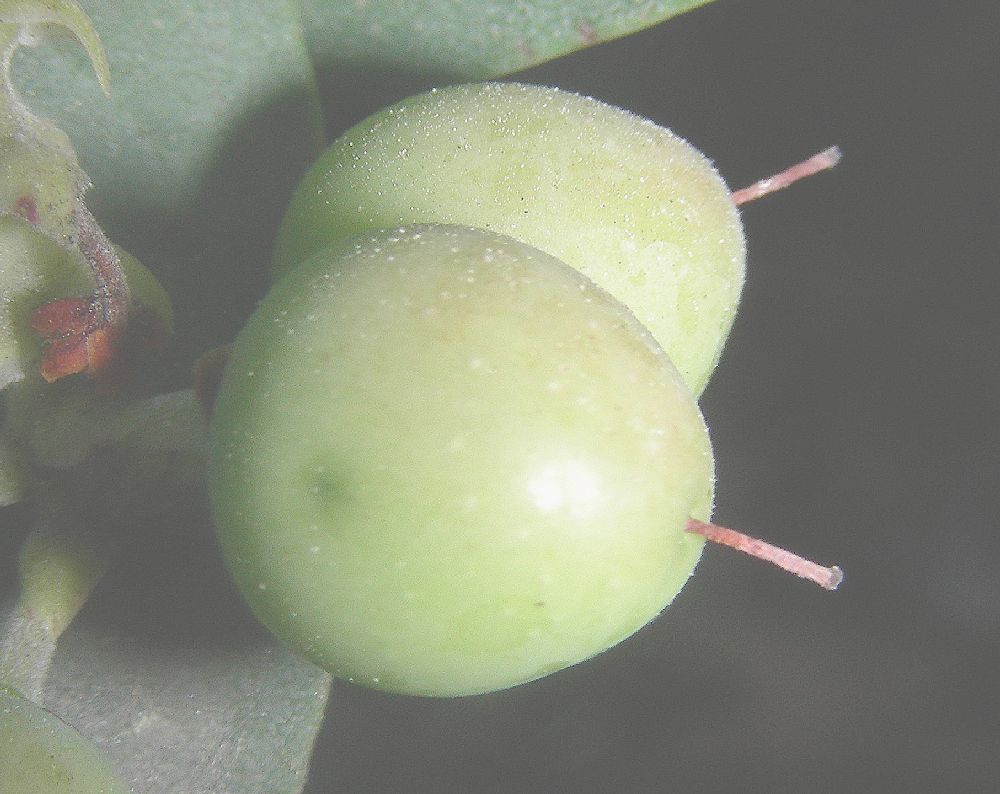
[301,0,718,130]
[13,0,322,224]
[301,0,716,79]
[1,463,332,794]
[1,383,331,792]
[0,599,331,794]
[11,1,326,356]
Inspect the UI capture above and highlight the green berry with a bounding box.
[273,82,745,395]
[211,224,713,696]
[0,690,126,794]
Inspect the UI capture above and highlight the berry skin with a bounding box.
[272,82,745,396]
[211,224,714,696]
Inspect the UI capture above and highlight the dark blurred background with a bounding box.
[302,1,1000,791]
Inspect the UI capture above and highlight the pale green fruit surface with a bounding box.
[272,82,745,395]
[211,224,713,696]
[0,691,126,794]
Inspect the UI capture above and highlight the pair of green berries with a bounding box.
[209,82,823,698]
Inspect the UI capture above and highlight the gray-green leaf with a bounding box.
[1,595,330,794]
[42,615,331,794]
[11,0,326,351]
[301,0,716,80]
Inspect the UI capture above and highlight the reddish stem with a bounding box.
[685,518,843,590]
[731,146,842,207]
[73,205,129,328]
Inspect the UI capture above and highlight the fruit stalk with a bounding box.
[685,518,843,590]
[731,146,843,206]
